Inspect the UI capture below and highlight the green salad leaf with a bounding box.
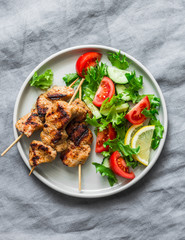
[125,71,143,91]
[138,94,163,149]
[104,138,140,168]
[63,73,80,87]
[83,62,108,100]
[106,106,125,127]
[150,119,164,150]
[85,114,101,128]
[122,71,143,103]
[29,69,53,90]
[102,151,111,158]
[85,114,109,132]
[108,51,129,70]
[142,108,159,120]
[100,94,124,115]
[92,162,118,186]
[86,96,127,134]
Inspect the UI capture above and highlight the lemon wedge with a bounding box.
[124,124,143,145]
[131,125,155,166]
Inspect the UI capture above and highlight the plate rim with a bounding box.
[13,44,168,198]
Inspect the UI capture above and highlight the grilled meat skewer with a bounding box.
[16,108,43,137]
[29,98,93,169]
[61,121,93,167]
[60,98,93,167]
[36,86,74,122]
[15,86,75,137]
[29,140,57,167]
[40,99,92,152]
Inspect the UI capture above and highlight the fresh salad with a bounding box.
[30,51,164,187]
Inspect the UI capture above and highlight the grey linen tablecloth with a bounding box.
[1,0,185,239]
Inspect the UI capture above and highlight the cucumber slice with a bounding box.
[100,103,129,116]
[116,85,131,101]
[102,158,110,168]
[108,66,130,84]
[83,96,102,119]
[115,103,129,113]
[116,84,126,94]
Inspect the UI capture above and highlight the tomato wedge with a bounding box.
[76,52,102,77]
[95,123,116,153]
[93,77,115,107]
[110,151,135,179]
[125,96,150,125]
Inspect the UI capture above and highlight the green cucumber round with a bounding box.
[108,66,130,84]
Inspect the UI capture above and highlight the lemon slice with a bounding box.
[124,124,143,145]
[131,125,155,166]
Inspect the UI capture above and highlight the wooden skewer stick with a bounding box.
[1,133,24,157]
[78,86,82,192]
[29,166,35,176]
[1,78,80,158]
[69,78,85,105]
[29,78,85,176]
[69,77,79,88]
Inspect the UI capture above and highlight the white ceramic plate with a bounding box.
[13,45,168,198]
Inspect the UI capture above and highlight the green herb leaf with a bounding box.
[102,151,111,158]
[137,95,160,108]
[29,69,53,90]
[106,106,125,127]
[104,138,139,168]
[83,62,108,99]
[85,114,101,128]
[137,95,163,150]
[125,71,143,91]
[114,121,127,140]
[118,71,143,103]
[92,162,118,186]
[108,51,129,70]
[100,94,124,115]
[142,108,158,120]
[63,73,79,86]
[150,119,164,150]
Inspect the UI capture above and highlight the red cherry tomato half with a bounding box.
[110,151,135,179]
[95,123,116,153]
[76,52,102,77]
[93,77,115,107]
[125,96,150,125]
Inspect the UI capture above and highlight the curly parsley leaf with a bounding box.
[92,162,118,186]
[108,51,129,70]
[29,69,53,90]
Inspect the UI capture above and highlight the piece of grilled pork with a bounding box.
[60,121,93,167]
[40,99,92,152]
[16,86,74,137]
[29,140,57,167]
[16,108,43,137]
[36,86,74,122]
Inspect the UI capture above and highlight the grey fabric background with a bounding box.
[0,0,185,239]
